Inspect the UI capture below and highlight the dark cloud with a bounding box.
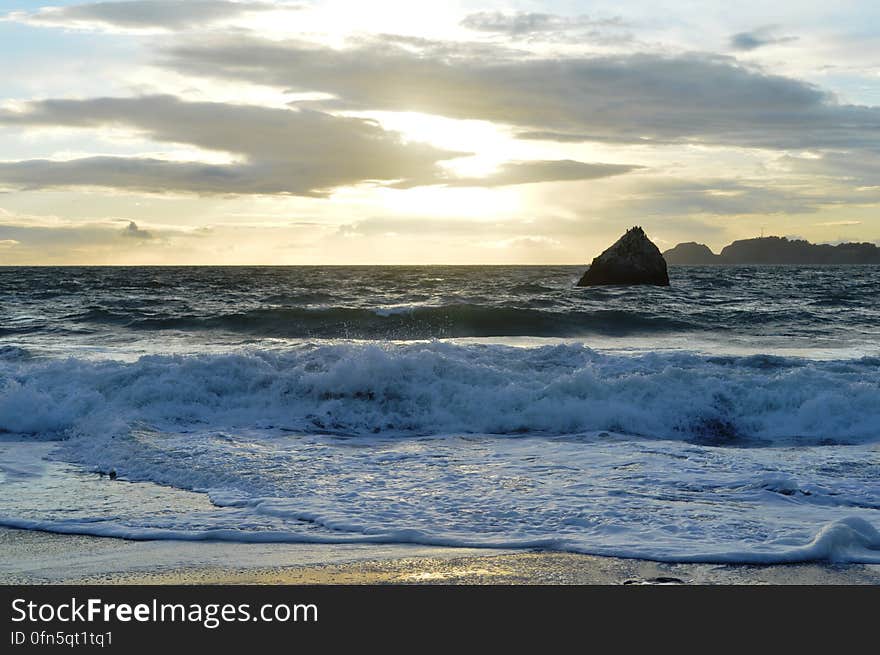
[160,37,880,151]
[121,220,153,239]
[730,26,798,51]
[10,1,282,30]
[0,156,261,195]
[0,96,461,195]
[0,96,636,195]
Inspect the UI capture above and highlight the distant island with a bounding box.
[663,236,880,265]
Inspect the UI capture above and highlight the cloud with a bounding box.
[397,160,641,189]
[814,220,861,227]
[617,178,824,216]
[730,26,798,51]
[333,207,728,261]
[0,156,260,195]
[482,235,562,249]
[0,221,132,252]
[7,1,283,31]
[515,131,664,145]
[0,95,464,195]
[337,216,572,239]
[0,95,641,195]
[121,220,153,239]
[457,160,640,187]
[782,152,880,187]
[161,37,880,152]
[462,12,623,34]
[0,212,220,264]
[460,11,629,43]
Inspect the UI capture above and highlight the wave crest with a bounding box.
[1,342,878,442]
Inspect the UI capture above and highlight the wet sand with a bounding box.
[2,527,879,585]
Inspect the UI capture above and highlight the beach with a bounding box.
[3,528,879,585]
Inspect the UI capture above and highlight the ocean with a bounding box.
[1,265,879,563]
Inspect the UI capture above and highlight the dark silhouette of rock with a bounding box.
[720,237,880,264]
[663,242,720,265]
[577,226,670,286]
[662,236,880,265]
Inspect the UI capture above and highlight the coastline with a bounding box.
[3,528,879,585]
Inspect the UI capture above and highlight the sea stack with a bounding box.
[577,226,670,286]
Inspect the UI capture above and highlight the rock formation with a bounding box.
[577,226,670,286]
[663,242,720,266]
[662,236,880,265]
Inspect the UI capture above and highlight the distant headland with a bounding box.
[663,236,880,265]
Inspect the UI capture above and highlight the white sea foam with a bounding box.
[2,342,879,563]
[2,342,880,441]
[2,342,879,441]
[372,304,421,317]
[2,433,880,563]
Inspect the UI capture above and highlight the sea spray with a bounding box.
[2,342,880,442]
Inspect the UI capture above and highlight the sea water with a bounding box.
[1,265,879,562]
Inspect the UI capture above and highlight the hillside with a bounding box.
[663,236,880,265]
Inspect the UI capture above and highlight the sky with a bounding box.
[0,0,878,264]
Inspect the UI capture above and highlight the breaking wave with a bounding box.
[2,342,878,442]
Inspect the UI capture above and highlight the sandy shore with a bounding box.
[2,527,879,585]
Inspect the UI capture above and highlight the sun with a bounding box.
[345,110,515,175]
